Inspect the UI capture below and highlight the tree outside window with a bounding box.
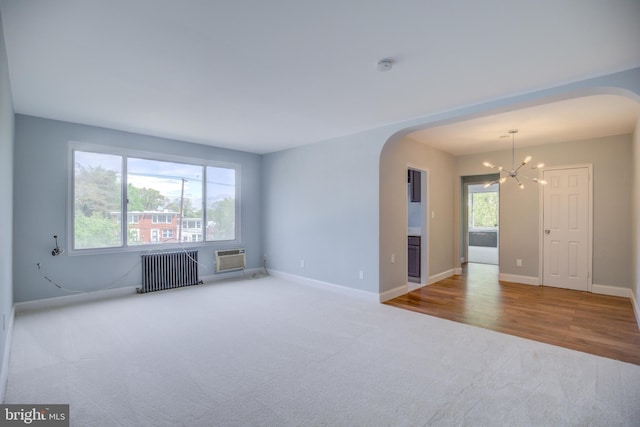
[72,149,238,251]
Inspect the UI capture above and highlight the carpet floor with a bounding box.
[5,275,640,426]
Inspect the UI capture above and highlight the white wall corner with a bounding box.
[498,273,540,286]
[268,270,380,303]
[591,284,632,298]
[1,305,15,404]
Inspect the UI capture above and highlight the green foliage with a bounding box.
[165,198,201,218]
[470,192,498,228]
[74,212,121,249]
[74,164,122,248]
[207,197,235,240]
[127,184,166,212]
[75,158,236,247]
[75,165,120,217]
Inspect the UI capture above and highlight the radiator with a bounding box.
[139,250,200,293]
[215,249,246,273]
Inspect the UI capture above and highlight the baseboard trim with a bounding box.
[429,269,455,285]
[200,268,265,284]
[631,292,640,330]
[379,269,457,303]
[498,273,539,286]
[407,281,426,292]
[1,305,15,403]
[15,286,139,313]
[591,284,631,298]
[379,284,409,303]
[268,270,379,302]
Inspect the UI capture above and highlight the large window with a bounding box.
[72,147,238,251]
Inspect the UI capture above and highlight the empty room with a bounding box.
[1,1,640,426]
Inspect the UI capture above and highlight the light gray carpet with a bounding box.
[6,275,640,426]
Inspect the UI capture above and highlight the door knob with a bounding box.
[544,229,550,234]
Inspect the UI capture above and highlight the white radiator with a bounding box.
[215,249,246,273]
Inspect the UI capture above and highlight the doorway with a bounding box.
[462,174,500,266]
[407,167,428,287]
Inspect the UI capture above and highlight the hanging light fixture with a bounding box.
[482,129,546,189]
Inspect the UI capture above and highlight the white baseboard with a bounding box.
[1,305,15,403]
[454,267,463,276]
[591,284,631,298]
[15,268,267,313]
[498,273,539,286]
[429,269,455,285]
[268,270,379,302]
[379,284,409,303]
[15,286,139,313]
[631,292,640,331]
[200,268,265,284]
[408,281,426,292]
[380,269,457,303]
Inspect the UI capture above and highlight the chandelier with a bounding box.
[482,129,546,189]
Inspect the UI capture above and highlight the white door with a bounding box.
[542,167,590,291]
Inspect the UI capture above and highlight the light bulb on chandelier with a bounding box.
[482,129,547,189]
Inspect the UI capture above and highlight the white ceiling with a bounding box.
[407,94,640,156]
[1,0,639,155]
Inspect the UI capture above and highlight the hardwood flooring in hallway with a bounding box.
[384,263,640,365]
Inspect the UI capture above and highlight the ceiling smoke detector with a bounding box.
[377,59,393,72]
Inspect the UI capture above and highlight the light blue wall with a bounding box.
[261,68,640,298]
[262,129,384,293]
[12,115,262,302]
[0,9,14,402]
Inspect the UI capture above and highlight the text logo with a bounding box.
[0,405,69,427]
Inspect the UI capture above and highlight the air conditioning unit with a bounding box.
[215,249,246,273]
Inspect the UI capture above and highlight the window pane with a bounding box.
[206,166,236,241]
[471,192,498,228]
[127,158,203,245]
[74,151,123,249]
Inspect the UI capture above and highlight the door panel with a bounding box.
[543,167,589,291]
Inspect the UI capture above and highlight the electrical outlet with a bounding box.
[391,254,395,263]
[359,270,364,280]
[516,259,523,267]
[300,259,305,268]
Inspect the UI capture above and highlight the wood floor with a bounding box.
[385,263,640,365]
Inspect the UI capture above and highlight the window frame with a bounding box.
[68,142,241,255]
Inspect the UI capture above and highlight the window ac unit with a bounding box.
[215,249,246,273]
